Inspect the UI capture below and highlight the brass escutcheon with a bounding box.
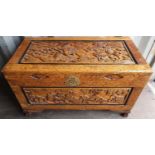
[65,75,80,87]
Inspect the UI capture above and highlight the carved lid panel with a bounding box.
[20,40,135,64]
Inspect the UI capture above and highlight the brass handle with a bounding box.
[65,75,80,87]
[104,74,123,80]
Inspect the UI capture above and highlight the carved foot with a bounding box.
[23,110,32,116]
[23,110,43,116]
[120,112,129,117]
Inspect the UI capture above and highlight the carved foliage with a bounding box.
[21,41,135,64]
[23,88,131,105]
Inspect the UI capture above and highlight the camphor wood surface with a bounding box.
[23,87,131,105]
[3,64,151,87]
[1,37,152,116]
[20,40,135,64]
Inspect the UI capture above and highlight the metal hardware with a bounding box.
[65,75,80,87]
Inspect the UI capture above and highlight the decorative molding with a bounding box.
[23,87,131,105]
[20,40,135,64]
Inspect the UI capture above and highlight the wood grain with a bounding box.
[4,72,151,87]
[3,81,148,113]
[23,87,131,105]
[20,40,135,64]
[3,64,151,87]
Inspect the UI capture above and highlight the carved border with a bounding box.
[18,40,136,65]
[21,87,133,106]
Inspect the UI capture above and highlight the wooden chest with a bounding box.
[2,37,152,116]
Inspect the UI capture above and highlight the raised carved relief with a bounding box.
[23,88,131,105]
[20,41,135,64]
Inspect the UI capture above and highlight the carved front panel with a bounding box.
[20,40,135,64]
[23,88,131,105]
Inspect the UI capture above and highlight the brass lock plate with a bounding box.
[65,75,80,87]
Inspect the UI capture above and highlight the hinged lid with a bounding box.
[2,37,152,75]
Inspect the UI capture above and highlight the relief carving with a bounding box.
[20,41,135,64]
[23,88,131,105]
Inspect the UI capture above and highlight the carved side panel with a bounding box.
[23,88,131,105]
[20,40,135,64]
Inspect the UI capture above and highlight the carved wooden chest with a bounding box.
[2,37,152,116]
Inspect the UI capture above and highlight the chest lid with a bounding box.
[2,37,152,75]
[5,37,147,65]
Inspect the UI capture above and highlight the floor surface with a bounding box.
[0,79,155,119]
